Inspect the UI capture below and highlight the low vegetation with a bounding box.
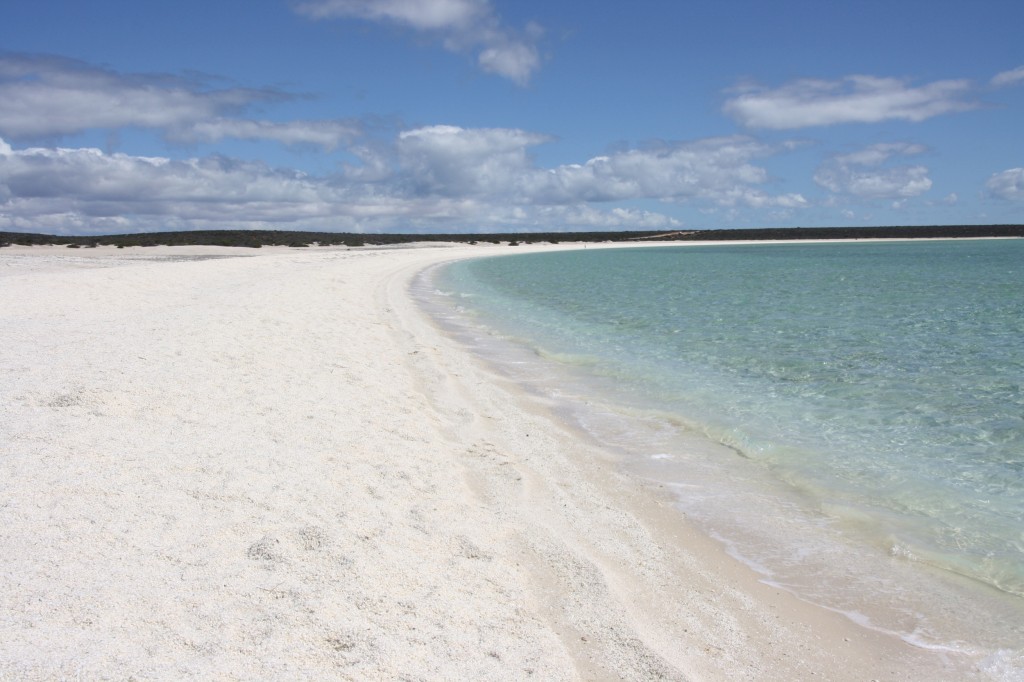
[1,225,1022,249]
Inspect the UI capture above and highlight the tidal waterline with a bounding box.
[417,239,1024,670]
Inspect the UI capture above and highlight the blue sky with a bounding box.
[0,0,1021,234]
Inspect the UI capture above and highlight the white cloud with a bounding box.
[986,168,1024,201]
[0,142,337,225]
[394,127,806,210]
[724,75,975,129]
[397,124,550,196]
[293,0,542,85]
[814,143,932,199]
[294,0,485,29]
[0,54,351,149]
[536,137,806,208]
[0,125,806,233]
[0,139,683,233]
[0,138,462,233]
[477,39,541,84]
[0,55,260,138]
[991,65,1024,88]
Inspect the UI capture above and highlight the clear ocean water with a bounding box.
[419,239,1024,674]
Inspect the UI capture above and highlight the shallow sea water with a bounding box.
[419,239,1024,676]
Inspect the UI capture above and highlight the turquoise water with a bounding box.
[423,239,1024,668]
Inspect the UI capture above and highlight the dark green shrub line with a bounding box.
[0,229,664,248]
[1,225,1022,249]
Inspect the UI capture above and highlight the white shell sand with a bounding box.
[0,244,975,679]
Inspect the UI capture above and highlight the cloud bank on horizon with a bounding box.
[0,0,1021,234]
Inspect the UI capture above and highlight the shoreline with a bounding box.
[0,243,987,679]
[421,240,1024,660]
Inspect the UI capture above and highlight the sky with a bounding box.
[0,0,1022,235]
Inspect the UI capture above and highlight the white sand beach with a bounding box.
[0,244,979,680]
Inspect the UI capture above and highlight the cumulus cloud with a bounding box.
[0,141,343,228]
[293,0,542,84]
[0,140,510,233]
[0,53,353,149]
[991,65,1024,88]
[814,143,932,199]
[0,124,806,233]
[535,137,806,209]
[394,126,806,210]
[0,136,634,232]
[724,75,975,129]
[397,124,550,195]
[986,168,1024,200]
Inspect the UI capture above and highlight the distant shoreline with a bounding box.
[2,224,1023,249]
